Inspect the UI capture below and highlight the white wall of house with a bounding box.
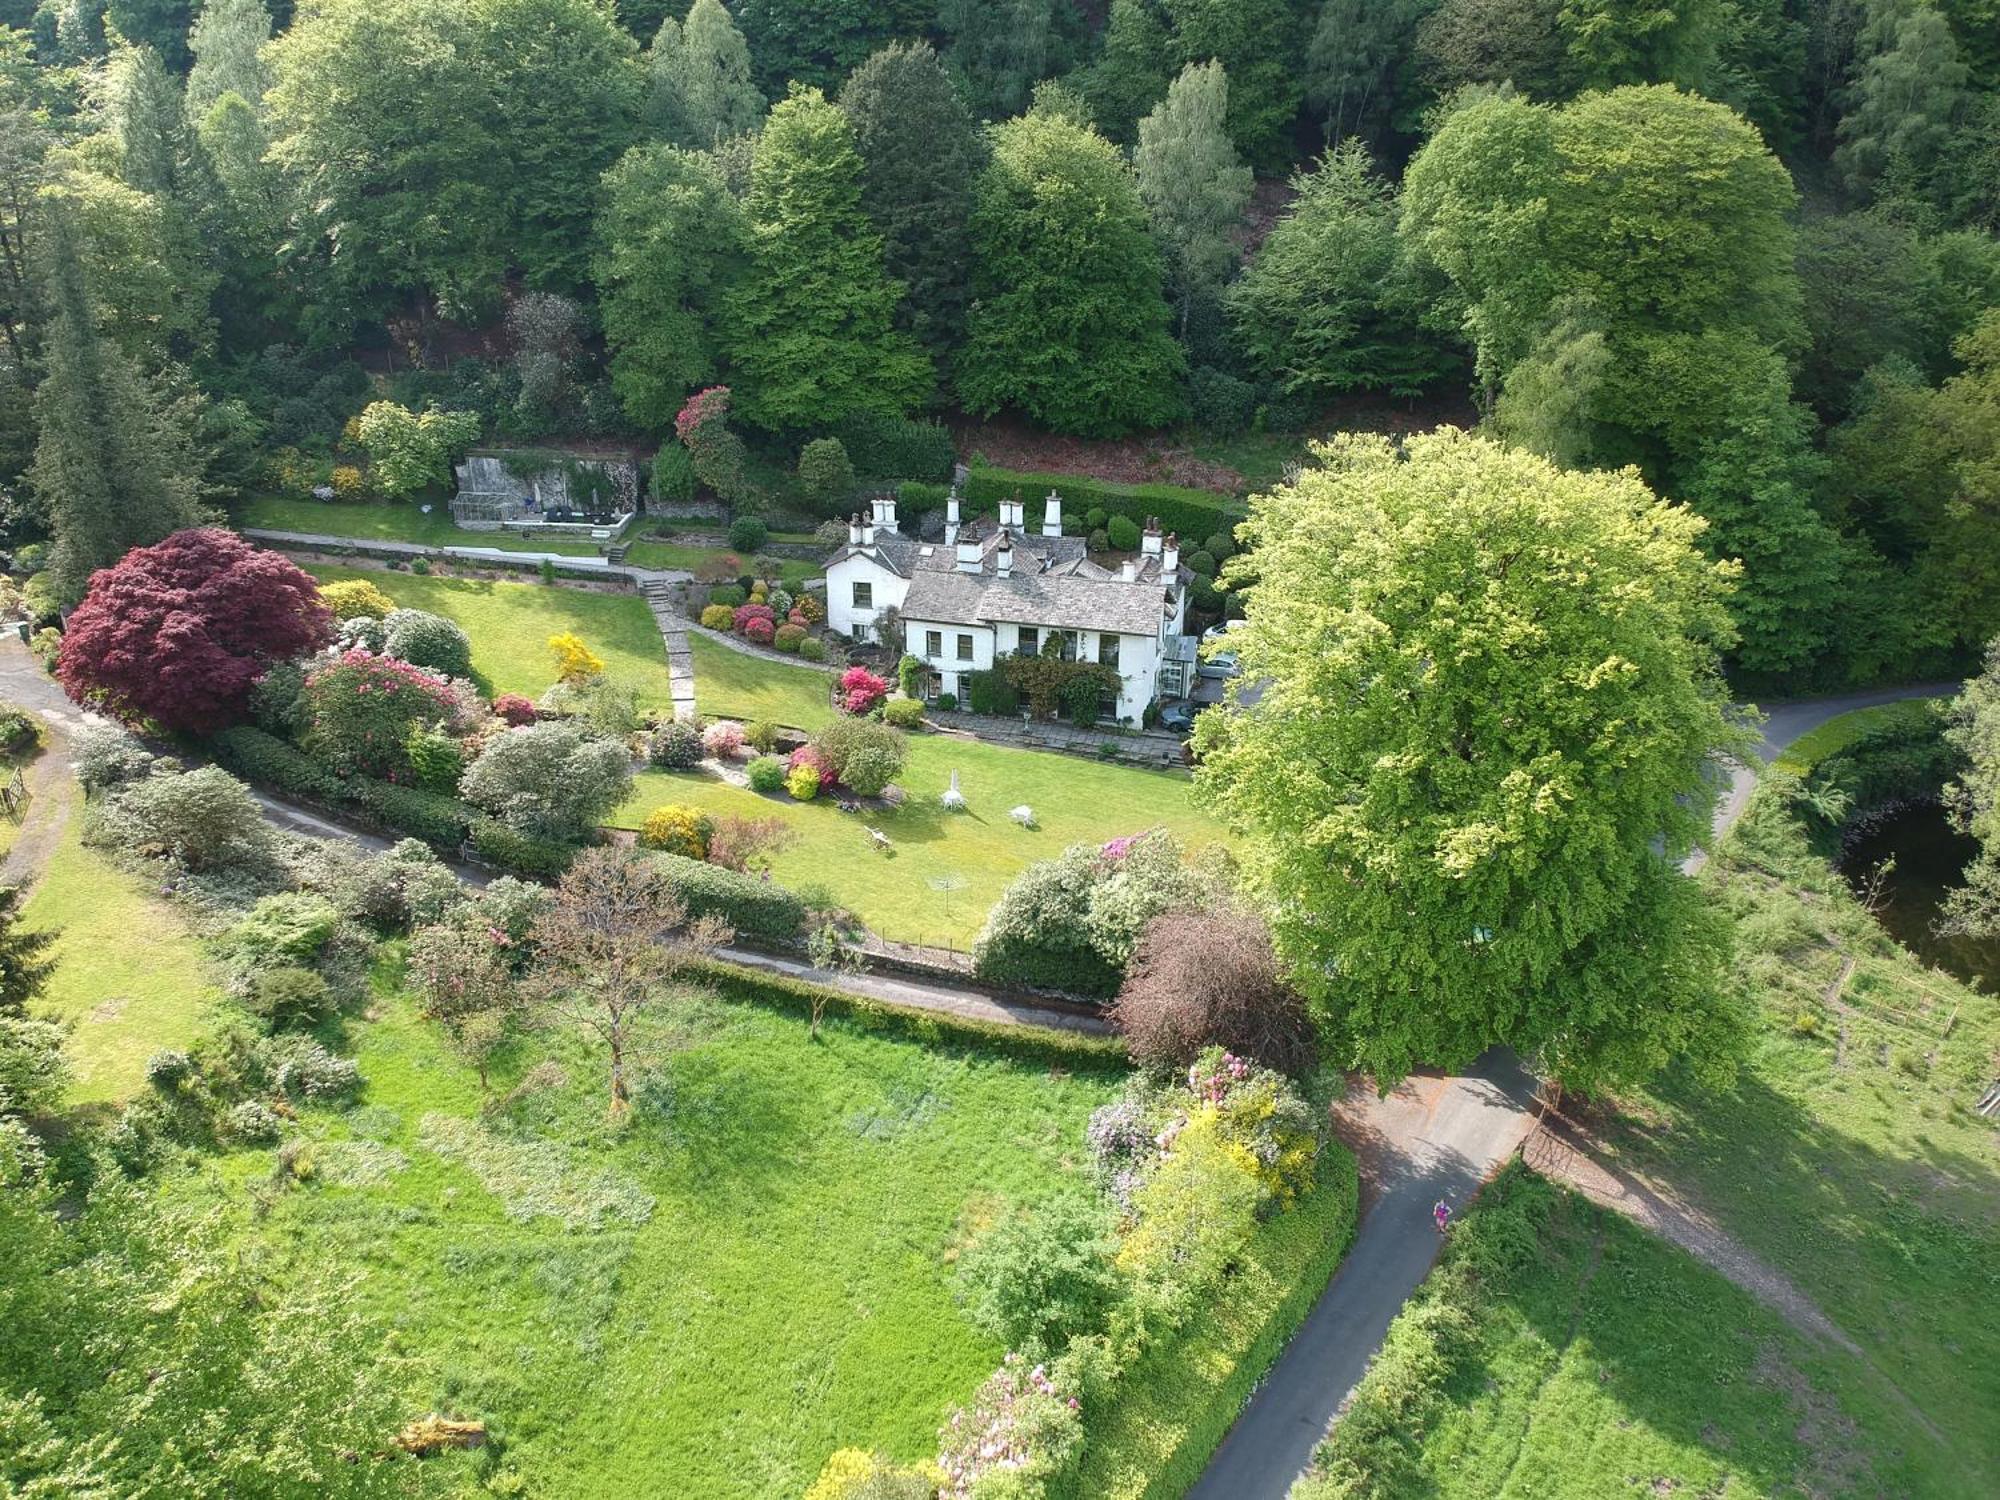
[824,554,909,642]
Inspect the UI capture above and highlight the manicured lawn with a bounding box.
[203,977,1126,1497]
[1589,794,2000,1493]
[23,817,214,1104]
[1302,1164,1891,1499]
[305,564,679,710]
[613,733,1229,948]
[687,633,836,729]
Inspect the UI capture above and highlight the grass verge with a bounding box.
[22,817,213,1103]
[613,735,1229,947]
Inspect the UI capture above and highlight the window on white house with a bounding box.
[925,629,942,659]
[1017,626,1037,656]
[852,581,872,610]
[957,633,974,661]
[1099,634,1120,671]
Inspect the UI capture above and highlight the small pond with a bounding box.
[1839,803,2000,993]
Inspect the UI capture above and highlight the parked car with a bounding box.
[1157,699,1200,733]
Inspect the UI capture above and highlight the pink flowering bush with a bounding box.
[300,649,457,778]
[702,720,746,758]
[937,1354,1083,1499]
[838,665,890,716]
[492,692,537,726]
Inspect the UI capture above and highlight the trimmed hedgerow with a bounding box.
[648,851,807,943]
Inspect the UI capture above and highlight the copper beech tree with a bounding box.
[526,848,730,1116]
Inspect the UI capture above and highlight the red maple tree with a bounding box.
[57,528,335,733]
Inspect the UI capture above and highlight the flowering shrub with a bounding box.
[937,1355,1083,1500]
[640,804,712,860]
[301,649,457,778]
[700,604,736,631]
[786,763,821,800]
[773,623,806,652]
[492,692,537,726]
[733,602,776,635]
[549,631,605,682]
[838,666,890,716]
[702,720,745,758]
[744,617,776,645]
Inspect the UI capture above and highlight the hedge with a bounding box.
[649,851,808,943]
[1058,1147,1360,1500]
[964,464,1243,547]
[469,816,580,878]
[210,725,341,802]
[345,777,474,846]
[685,957,1130,1071]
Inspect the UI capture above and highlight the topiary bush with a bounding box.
[746,755,787,793]
[382,608,472,677]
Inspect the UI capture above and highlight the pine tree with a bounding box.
[186,0,273,121]
[1135,61,1252,339]
[725,87,929,429]
[840,42,986,374]
[29,205,200,603]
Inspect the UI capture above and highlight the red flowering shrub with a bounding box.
[56,528,333,732]
[732,602,776,635]
[300,649,457,778]
[838,666,890,716]
[492,693,537,726]
[743,617,776,645]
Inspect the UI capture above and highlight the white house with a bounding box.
[824,490,1193,725]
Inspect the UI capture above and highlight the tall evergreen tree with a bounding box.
[30,205,200,602]
[725,87,928,429]
[594,142,744,429]
[185,0,273,121]
[1136,60,1252,339]
[840,42,985,375]
[959,110,1185,436]
[649,0,763,146]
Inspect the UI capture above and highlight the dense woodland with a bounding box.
[0,0,1996,691]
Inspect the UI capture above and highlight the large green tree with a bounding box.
[1194,429,1748,1090]
[1228,142,1459,399]
[647,0,763,147]
[839,42,985,374]
[959,110,1185,436]
[594,142,744,429]
[1135,60,1251,339]
[30,204,200,602]
[724,86,927,429]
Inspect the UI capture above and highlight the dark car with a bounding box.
[1157,700,1199,734]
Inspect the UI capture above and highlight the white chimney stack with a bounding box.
[1162,532,1180,574]
[1042,491,1063,538]
[1141,516,1162,557]
[956,534,981,573]
[945,494,961,545]
[848,513,863,547]
[996,529,1013,577]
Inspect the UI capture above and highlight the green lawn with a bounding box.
[306,564,679,710]
[23,817,214,1104]
[688,633,836,729]
[1581,792,2000,1494]
[240,497,821,585]
[1299,1164,1898,1499]
[203,976,1126,1497]
[614,733,1230,948]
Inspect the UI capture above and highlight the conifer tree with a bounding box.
[725,87,928,429]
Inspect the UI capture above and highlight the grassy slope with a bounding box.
[305,564,679,710]
[1300,1165,1858,1499]
[211,979,1125,1496]
[613,735,1230,948]
[1594,792,2000,1492]
[23,818,213,1103]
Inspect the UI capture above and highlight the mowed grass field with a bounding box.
[201,973,1127,1496]
[1301,1165,1886,1499]
[305,564,680,711]
[613,734,1230,949]
[23,817,214,1103]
